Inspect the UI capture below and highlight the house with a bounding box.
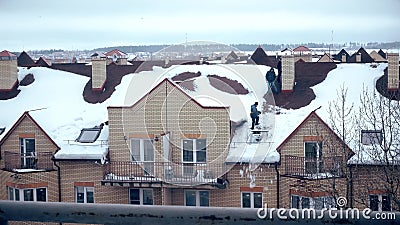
[317,53,334,63]
[1,52,399,221]
[277,110,353,209]
[0,111,59,203]
[105,49,128,65]
[369,50,387,62]
[332,49,350,62]
[348,47,374,63]
[293,46,312,62]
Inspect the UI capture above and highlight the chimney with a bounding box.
[387,53,399,91]
[91,53,107,91]
[281,55,295,92]
[0,50,18,91]
[356,53,361,63]
[341,53,347,62]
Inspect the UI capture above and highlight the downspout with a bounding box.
[274,162,280,208]
[52,158,62,202]
[349,164,353,208]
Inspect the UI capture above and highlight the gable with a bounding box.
[0,112,60,150]
[317,54,334,63]
[276,111,353,158]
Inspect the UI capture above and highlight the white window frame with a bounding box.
[184,190,209,207]
[241,192,263,208]
[20,138,36,168]
[369,194,392,211]
[130,139,155,162]
[304,141,323,174]
[181,139,207,163]
[75,186,94,203]
[7,186,47,202]
[129,188,154,205]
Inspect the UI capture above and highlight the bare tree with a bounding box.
[352,86,400,211]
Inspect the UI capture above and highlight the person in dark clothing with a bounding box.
[250,102,260,129]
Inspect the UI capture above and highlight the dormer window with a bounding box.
[361,130,382,145]
[75,126,103,143]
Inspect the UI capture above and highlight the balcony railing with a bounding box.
[103,161,229,186]
[3,151,54,171]
[283,155,344,179]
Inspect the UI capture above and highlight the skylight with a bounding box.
[75,127,102,143]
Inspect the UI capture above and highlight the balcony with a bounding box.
[3,151,54,172]
[283,155,344,179]
[102,161,229,188]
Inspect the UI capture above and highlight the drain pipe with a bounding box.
[52,158,62,202]
[274,162,280,208]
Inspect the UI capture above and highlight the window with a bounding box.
[20,138,36,169]
[290,195,335,209]
[182,139,207,163]
[361,130,383,145]
[129,188,153,205]
[75,127,102,143]
[75,186,94,203]
[304,142,322,174]
[7,187,46,202]
[369,194,391,211]
[185,190,209,207]
[130,139,155,175]
[241,192,262,208]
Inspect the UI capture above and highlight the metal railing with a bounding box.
[103,161,229,185]
[283,155,343,178]
[3,151,54,171]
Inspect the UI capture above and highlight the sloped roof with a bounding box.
[378,49,386,59]
[250,46,278,68]
[226,51,239,60]
[348,47,374,63]
[332,49,350,61]
[275,110,354,157]
[317,53,334,63]
[18,51,36,67]
[293,46,311,52]
[105,49,127,57]
[369,50,387,62]
[36,57,51,67]
[0,50,16,57]
[0,111,60,150]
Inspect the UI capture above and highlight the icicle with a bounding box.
[239,169,244,177]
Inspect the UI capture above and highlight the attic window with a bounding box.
[0,127,5,135]
[76,126,103,143]
[361,130,383,145]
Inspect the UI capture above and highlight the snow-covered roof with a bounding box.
[0,61,389,166]
[0,67,131,162]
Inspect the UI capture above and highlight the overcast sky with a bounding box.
[1,0,399,51]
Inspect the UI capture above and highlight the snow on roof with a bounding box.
[0,67,131,162]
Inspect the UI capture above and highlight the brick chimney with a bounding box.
[281,55,295,92]
[0,50,18,91]
[356,53,361,63]
[387,53,399,91]
[91,53,107,91]
[341,53,347,62]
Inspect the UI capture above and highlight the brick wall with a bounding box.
[0,58,17,91]
[281,55,295,92]
[387,53,399,90]
[91,58,107,90]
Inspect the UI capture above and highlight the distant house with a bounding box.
[317,53,334,63]
[17,51,35,67]
[105,49,128,65]
[348,47,374,63]
[333,49,350,62]
[293,46,312,62]
[35,57,51,67]
[0,50,18,92]
[369,50,387,62]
